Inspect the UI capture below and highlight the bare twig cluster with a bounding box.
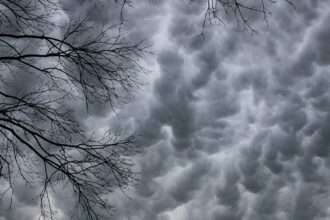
[202,0,294,34]
[0,0,145,219]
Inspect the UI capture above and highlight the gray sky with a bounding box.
[2,0,330,219]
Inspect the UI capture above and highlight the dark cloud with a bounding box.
[109,1,330,220]
[3,0,330,220]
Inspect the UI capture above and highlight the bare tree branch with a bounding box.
[201,0,295,35]
[0,1,145,219]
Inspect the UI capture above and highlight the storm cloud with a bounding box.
[111,1,330,220]
[2,0,330,219]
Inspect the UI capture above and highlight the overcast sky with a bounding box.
[2,0,330,219]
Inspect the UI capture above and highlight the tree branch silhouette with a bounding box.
[201,0,295,35]
[0,1,146,219]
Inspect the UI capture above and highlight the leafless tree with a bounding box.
[0,0,146,219]
[202,0,294,34]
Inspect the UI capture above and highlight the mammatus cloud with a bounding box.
[2,0,330,219]
[111,0,330,220]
